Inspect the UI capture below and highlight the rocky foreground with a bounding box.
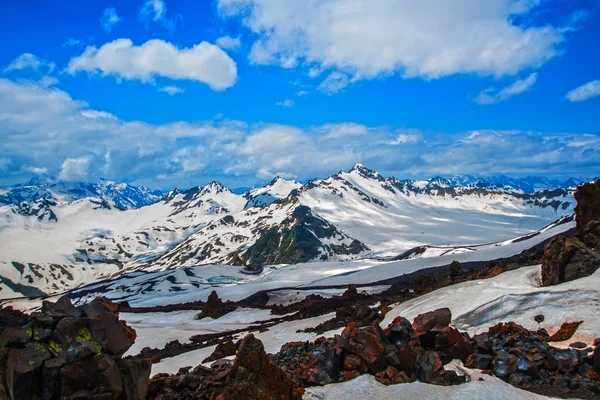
[1,294,599,399]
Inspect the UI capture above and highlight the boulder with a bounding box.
[117,358,153,400]
[203,340,238,363]
[5,343,51,400]
[338,322,400,374]
[540,236,600,286]
[59,354,123,398]
[42,296,81,318]
[375,366,411,386]
[0,327,32,348]
[548,321,583,342]
[219,334,304,400]
[412,308,452,336]
[87,311,136,357]
[574,179,600,234]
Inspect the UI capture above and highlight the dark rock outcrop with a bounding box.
[0,296,151,399]
[195,291,238,320]
[574,179,600,233]
[540,236,600,286]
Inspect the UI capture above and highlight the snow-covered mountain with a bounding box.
[243,176,302,208]
[0,165,578,299]
[0,177,163,211]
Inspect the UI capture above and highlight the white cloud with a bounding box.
[159,85,185,95]
[59,157,91,181]
[100,7,122,33]
[0,77,598,187]
[565,80,600,102]
[474,73,538,105]
[295,90,308,97]
[390,132,423,145]
[276,99,295,108]
[216,35,242,51]
[318,123,367,140]
[21,165,48,175]
[139,0,178,32]
[3,53,55,74]
[317,71,349,94]
[67,39,238,90]
[63,38,84,47]
[218,0,568,88]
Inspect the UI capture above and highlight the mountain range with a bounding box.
[0,165,580,300]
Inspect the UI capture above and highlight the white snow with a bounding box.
[304,365,562,400]
[381,265,600,345]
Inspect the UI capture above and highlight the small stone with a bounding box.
[534,314,545,323]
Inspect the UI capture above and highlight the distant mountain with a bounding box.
[0,177,163,212]
[0,165,579,299]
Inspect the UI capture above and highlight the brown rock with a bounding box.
[375,366,411,386]
[412,308,452,336]
[339,322,400,374]
[87,312,136,357]
[548,321,584,342]
[42,295,81,318]
[117,358,152,400]
[541,235,600,286]
[534,314,544,323]
[343,354,368,372]
[220,334,303,400]
[203,340,238,363]
[574,179,600,233]
[0,326,32,348]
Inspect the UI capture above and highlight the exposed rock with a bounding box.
[220,334,304,400]
[338,322,400,374]
[0,296,150,399]
[574,179,600,233]
[412,308,452,336]
[449,260,464,278]
[581,220,600,251]
[203,340,238,363]
[534,314,545,323]
[195,291,238,320]
[548,321,584,342]
[540,236,600,286]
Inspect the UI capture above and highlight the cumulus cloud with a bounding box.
[139,0,179,32]
[217,0,572,89]
[565,80,600,102]
[216,35,242,51]
[67,39,237,90]
[21,165,48,175]
[0,77,598,188]
[100,7,122,32]
[275,99,295,108]
[59,157,91,181]
[317,72,349,94]
[474,73,538,105]
[159,85,185,95]
[3,53,55,74]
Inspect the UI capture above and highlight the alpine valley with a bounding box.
[0,165,580,299]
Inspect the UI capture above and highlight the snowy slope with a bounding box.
[0,177,163,211]
[0,166,577,299]
[244,176,301,208]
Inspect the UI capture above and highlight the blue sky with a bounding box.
[0,0,599,189]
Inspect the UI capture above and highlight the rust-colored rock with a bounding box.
[375,366,411,386]
[412,308,452,336]
[548,321,584,342]
[203,340,238,363]
[338,322,400,374]
[220,334,304,400]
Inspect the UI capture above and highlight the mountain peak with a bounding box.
[348,163,385,181]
